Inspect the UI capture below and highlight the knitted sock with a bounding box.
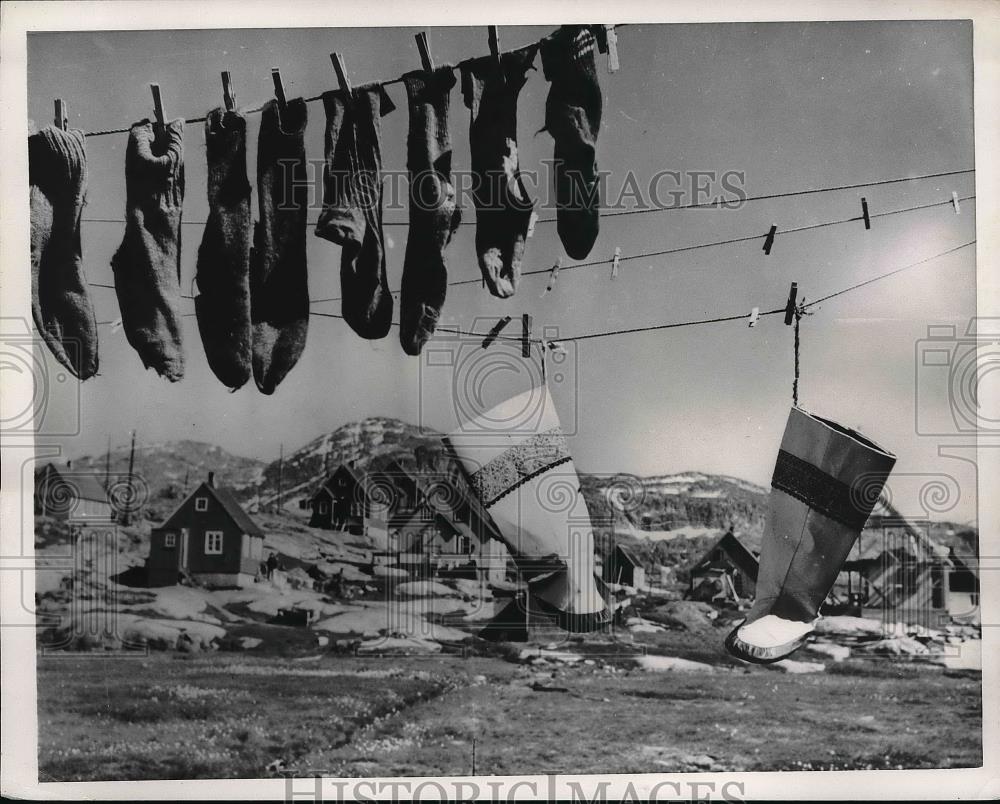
[195,108,252,390]
[29,126,99,380]
[250,98,309,394]
[111,119,185,382]
[315,84,395,340]
[541,26,602,259]
[399,67,462,356]
[461,44,539,299]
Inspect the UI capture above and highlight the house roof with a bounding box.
[36,464,109,503]
[162,481,264,537]
[615,544,642,568]
[310,463,372,503]
[691,532,759,581]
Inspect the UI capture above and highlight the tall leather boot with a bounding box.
[725,407,896,663]
[446,385,610,633]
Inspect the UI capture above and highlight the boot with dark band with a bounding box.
[725,407,896,664]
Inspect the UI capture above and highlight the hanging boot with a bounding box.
[445,384,610,632]
[725,407,896,663]
[460,44,539,299]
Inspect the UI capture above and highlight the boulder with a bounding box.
[813,616,887,637]
[806,642,851,661]
[636,655,716,673]
[769,659,825,674]
[395,581,457,599]
[860,636,929,656]
[645,601,718,632]
[356,636,442,655]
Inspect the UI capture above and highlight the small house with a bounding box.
[687,530,759,602]
[308,463,378,534]
[603,544,645,588]
[34,462,113,523]
[147,473,264,588]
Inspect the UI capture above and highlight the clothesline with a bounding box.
[79,24,633,139]
[94,239,976,345]
[84,192,976,307]
[77,167,975,230]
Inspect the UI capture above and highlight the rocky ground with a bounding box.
[33,514,983,781]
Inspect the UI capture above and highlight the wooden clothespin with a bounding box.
[526,209,539,239]
[331,53,353,98]
[861,197,871,230]
[763,225,777,256]
[271,68,287,113]
[783,282,799,326]
[951,191,961,215]
[611,246,621,279]
[488,26,504,83]
[221,71,236,112]
[522,313,532,358]
[748,307,760,328]
[150,84,166,137]
[54,99,68,130]
[603,26,620,73]
[541,258,562,297]
[481,316,512,349]
[415,32,434,71]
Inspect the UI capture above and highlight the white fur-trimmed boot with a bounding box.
[725,407,896,663]
[446,384,610,633]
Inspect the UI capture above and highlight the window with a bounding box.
[204,531,223,555]
[318,501,329,515]
[458,535,472,555]
[164,532,176,548]
[195,497,208,512]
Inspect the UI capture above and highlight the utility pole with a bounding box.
[123,430,136,525]
[276,443,284,514]
[104,435,112,490]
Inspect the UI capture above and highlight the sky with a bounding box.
[25,21,981,524]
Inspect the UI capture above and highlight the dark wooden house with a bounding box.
[147,473,264,588]
[34,462,113,523]
[308,463,378,534]
[687,530,759,602]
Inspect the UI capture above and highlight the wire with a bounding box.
[88,193,975,339]
[304,193,976,302]
[78,169,976,232]
[555,240,976,343]
[80,25,628,139]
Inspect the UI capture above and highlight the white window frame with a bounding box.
[164,532,176,548]
[318,501,329,515]
[195,497,208,512]
[204,530,224,555]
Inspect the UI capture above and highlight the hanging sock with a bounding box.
[399,67,462,355]
[29,125,99,380]
[461,44,539,299]
[195,107,252,390]
[445,384,611,633]
[251,98,309,394]
[541,25,603,260]
[111,119,185,382]
[725,407,896,663]
[316,84,395,340]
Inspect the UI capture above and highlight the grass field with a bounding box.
[37,648,982,780]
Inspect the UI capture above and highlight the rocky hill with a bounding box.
[63,418,977,574]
